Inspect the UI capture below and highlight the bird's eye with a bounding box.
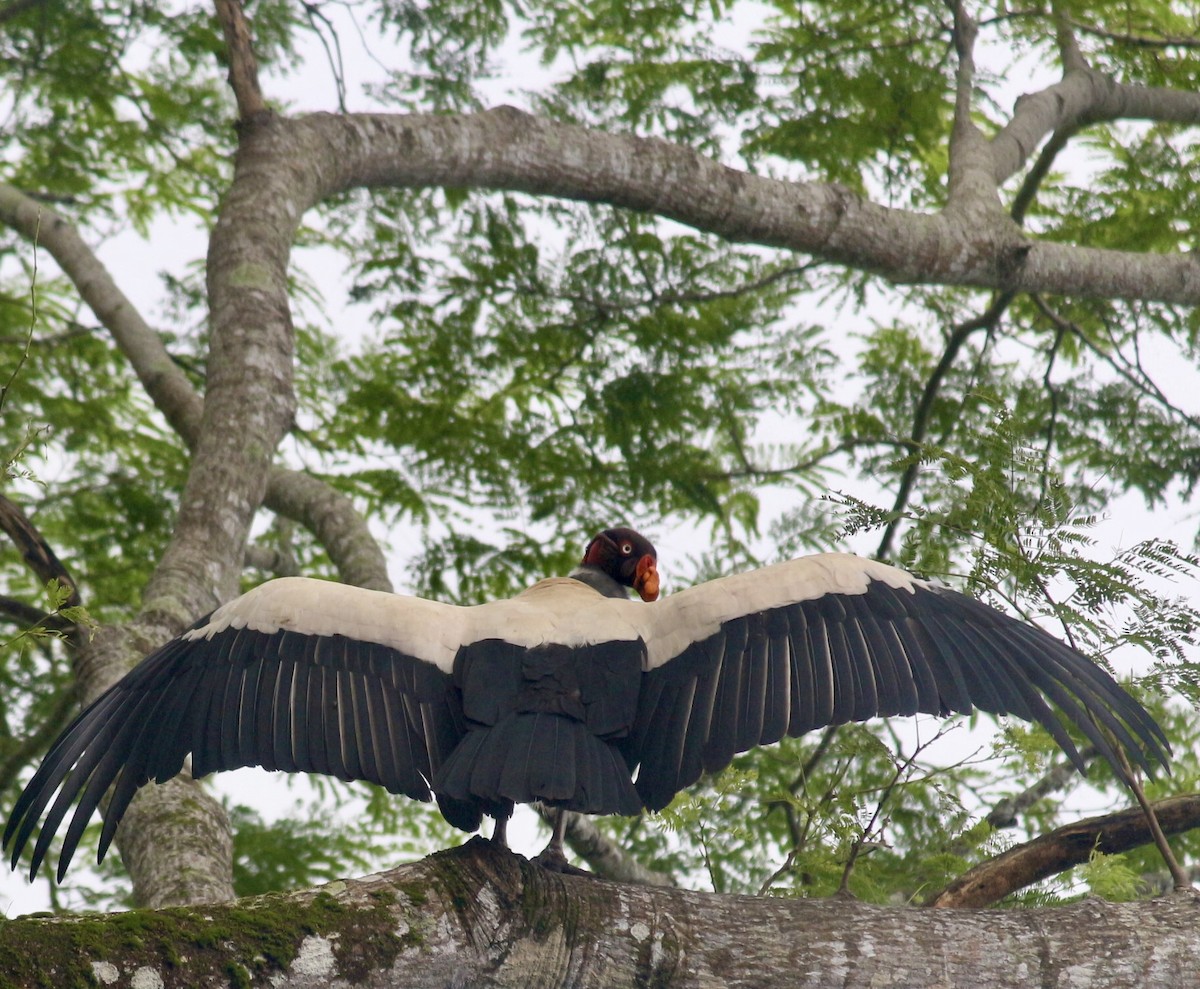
[621,542,633,555]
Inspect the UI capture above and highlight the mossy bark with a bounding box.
[2,839,1198,988]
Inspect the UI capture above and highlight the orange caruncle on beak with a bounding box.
[634,554,659,602]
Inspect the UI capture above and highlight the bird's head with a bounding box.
[582,527,659,602]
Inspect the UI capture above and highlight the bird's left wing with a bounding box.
[621,554,1169,811]
[4,577,470,882]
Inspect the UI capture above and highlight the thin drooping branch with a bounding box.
[1113,746,1191,892]
[1031,295,1200,434]
[927,795,1200,908]
[1070,19,1200,49]
[0,595,66,630]
[874,292,1015,561]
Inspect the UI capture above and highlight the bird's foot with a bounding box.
[532,844,590,876]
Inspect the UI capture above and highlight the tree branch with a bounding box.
[2,840,1199,987]
[990,68,1200,188]
[0,595,66,630]
[0,185,204,445]
[533,807,676,887]
[304,109,1200,304]
[983,749,1094,830]
[1070,19,1200,50]
[1051,2,1089,73]
[212,0,267,121]
[0,493,78,607]
[944,1,1000,214]
[874,291,1015,560]
[927,795,1200,908]
[0,183,391,592]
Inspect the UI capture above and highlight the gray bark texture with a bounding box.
[1,839,1198,988]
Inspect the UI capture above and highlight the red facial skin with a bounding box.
[633,554,659,602]
[582,527,659,602]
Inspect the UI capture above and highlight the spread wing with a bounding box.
[622,554,1170,810]
[4,577,469,882]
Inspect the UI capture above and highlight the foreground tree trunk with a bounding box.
[1,839,1196,988]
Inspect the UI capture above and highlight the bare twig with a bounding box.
[836,729,950,894]
[0,209,38,419]
[1069,19,1200,51]
[1112,746,1191,891]
[1031,295,1200,433]
[301,1,348,112]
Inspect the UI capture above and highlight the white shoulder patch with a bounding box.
[641,553,924,670]
[182,577,468,673]
[463,577,650,650]
[181,575,658,674]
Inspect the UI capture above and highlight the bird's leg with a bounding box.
[532,808,589,875]
[492,814,509,848]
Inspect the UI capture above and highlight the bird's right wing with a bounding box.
[622,554,1170,811]
[4,577,470,882]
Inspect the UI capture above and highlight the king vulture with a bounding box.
[4,527,1169,880]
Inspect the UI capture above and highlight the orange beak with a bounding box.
[634,554,659,602]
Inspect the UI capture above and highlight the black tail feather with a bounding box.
[434,714,641,821]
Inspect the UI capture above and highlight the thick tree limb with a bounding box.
[0,178,390,905]
[928,794,1200,908]
[0,184,391,592]
[1,840,1198,988]
[991,57,1200,186]
[301,108,1200,304]
[0,185,204,445]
